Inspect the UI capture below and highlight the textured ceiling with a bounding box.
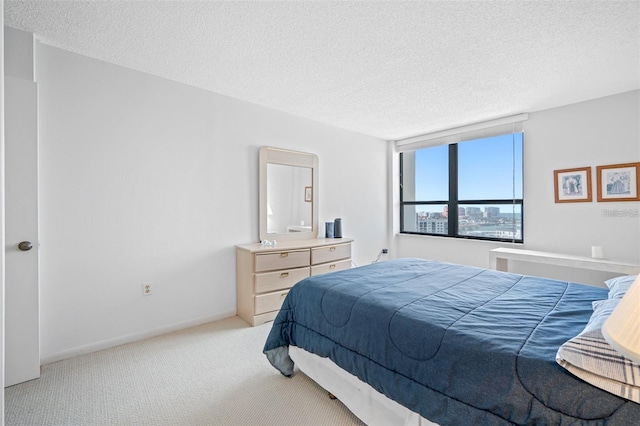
[4,0,639,141]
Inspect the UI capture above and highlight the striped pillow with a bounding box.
[556,298,640,403]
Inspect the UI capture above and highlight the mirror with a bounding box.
[259,146,318,242]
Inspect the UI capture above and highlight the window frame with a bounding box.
[400,137,524,243]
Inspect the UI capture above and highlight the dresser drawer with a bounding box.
[255,290,289,315]
[311,258,352,276]
[255,267,310,294]
[311,243,351,265]
[255,249,310,272]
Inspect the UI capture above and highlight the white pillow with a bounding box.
[556,298,640,403]
[604,275,637,300]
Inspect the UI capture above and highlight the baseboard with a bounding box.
[40,310,236,365]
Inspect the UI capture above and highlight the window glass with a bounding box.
[458,204,522,240]
[402,145,448,202]
[402,204,448,234]
[400,132,524,242]
[458,133,523,200]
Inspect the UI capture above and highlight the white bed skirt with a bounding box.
[289,345,438,426]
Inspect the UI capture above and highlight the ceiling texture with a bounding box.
[4,0,640,141]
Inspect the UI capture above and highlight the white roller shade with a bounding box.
[396,113,528,151]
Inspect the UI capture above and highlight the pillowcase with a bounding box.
[604,275,637,300]
[556,298,639,403]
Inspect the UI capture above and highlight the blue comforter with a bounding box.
[264,258,640,425]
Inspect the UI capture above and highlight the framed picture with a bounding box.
[304,186,312,202]
[554,167,592,203]
[596,162,640,202]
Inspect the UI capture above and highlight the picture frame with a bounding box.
[596,162,640,202]
[304,186,312,202]
[554,167,592,203]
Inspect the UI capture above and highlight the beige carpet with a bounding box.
[5,316,364,425]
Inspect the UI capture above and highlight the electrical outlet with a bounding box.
[142,283,152,296]
[382,249,388,254]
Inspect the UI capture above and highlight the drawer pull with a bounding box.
[281,292,288,297]
[330,247,336,251]
[280,272,289,278]
[330,264,336,269]
[280,252,289,257]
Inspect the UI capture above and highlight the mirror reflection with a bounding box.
[267,163,312,234]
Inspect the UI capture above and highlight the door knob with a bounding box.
[18,241,33,251]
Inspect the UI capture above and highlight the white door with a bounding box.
[4,75,40,387]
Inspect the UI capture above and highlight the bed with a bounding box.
[263,258,640,425]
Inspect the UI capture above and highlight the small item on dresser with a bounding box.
[334,218,342,238]
[325,222,334,238]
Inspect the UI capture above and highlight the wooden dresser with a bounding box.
[236,238,353,326]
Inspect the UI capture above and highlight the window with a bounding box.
[400,131,523,243]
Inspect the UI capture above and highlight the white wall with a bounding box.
[393,90,640,286]
[34,42,388,362]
